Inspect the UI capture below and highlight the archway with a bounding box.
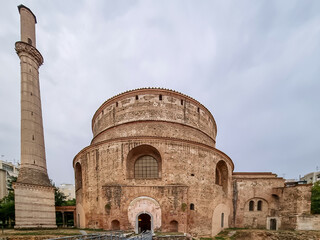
[138,213,151,233]
[128,196,161,233]
[111,220,120,230]
[169,220,178,232]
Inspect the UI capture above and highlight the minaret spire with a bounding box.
[14,5,56,228]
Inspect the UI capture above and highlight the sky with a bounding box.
[1,0,320,186]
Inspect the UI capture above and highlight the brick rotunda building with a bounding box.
[73,88,313,236]
[74,88,233,235]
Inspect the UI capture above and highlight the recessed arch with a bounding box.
[215,160,228,192]
[212,203,230,236]
[128,196,161,233]
[111,219,120,230]
[75,162,82,191]
[127,144,162,179]
[169,220,178,232]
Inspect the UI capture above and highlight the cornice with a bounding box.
[13,181,54,191]
[73,135,234,171]
[91,119,216,146]
[15,41,43,66]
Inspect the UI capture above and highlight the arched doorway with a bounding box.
[270,218,277,230]
[128,196,161,233]
[111,220,120,230]
[138,213,151,233]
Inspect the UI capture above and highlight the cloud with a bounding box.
[1,0,320,184]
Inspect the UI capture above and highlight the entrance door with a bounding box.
[270,218,277,230]
[138,213,151,233]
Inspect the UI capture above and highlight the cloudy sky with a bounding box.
[1,0,319,186]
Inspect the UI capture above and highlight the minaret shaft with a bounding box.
[16,42,50,186]
[14,5,56,229]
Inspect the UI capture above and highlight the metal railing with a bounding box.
[127,231,153,240]
[47,231,152,240]
[47,232,125,240]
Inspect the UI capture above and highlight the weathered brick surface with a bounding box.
[74,89,233,236]
[233,173,313,231]
[74,88,313,237]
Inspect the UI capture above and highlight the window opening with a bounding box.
[136,95,139,100]
[221,213,224,227]
[257,200,262,211]
[181,99,183,105]
[190,203,194,210]
[134,155,158,179]
[249,200,254,211]
[159,94,162,100]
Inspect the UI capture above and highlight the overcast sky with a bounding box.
[1,0,320,186]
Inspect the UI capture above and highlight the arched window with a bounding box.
[215,160,228,193]
[111,220,120,230]
[249,200,254,211]
[127,144,162,179]
[75,162,82,190]
[169,220,178,232]
[190,203,195,210]
[257,200,262,211]
[134,155,158,179]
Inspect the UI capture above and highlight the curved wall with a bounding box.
[74,89,234,236]
[92,89,217,147]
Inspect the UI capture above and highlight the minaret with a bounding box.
[14,5,56,228]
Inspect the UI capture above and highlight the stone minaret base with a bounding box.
[14,182,56,228]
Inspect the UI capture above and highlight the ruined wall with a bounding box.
[296,214,320,230]
[233,173,313,231]
[279,184,312,230]
[232,173,285,229]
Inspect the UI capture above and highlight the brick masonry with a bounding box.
[74,89,314,237]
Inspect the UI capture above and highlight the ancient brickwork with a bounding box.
[74,89,233,236]
[233,173,312,231]
[14,5,56,228]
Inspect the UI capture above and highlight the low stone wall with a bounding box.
[153,236,190,240]
[297,214,320,230]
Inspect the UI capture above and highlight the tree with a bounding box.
[62,198,76,206]
[311,181,320,214]
[0,177,16,227]
[50,180,67,206]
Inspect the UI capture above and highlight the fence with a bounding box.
[47,231,153,240]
